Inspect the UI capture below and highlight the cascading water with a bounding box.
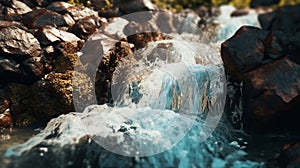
[3,7,264,168]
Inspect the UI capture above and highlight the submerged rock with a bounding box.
[5,105,263,168]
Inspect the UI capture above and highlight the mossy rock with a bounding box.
[9,70,93,126]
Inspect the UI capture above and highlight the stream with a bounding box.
[0,5,288,168]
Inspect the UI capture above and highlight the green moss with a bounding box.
[279,0,300,5]
[229,0,251,8]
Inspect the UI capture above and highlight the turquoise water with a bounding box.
[0,127,39,167]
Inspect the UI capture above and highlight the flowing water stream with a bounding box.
[0,5,272,168]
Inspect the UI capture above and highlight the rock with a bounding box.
[8,69,93,126]
[0,26,44,84]
[115,0,157,14]
[0,109,12,127]
[98,7,121,18]
[231,9,249,17]
[243,57,300,131]
[30,0,49,7]
[46,1,73,14]
[1,0,32,15]
[65,5,98,21]
[0,20,22,28]
[69,16,102,39]
[258,4,300,34]
[221,25,300,132]
[0,99,12,127]
[35,26,81,47]
[269,142,300,168]
[221,26,270,80]
[0,26,41,57]
[90,0,107,11]
[5,105,262,168]
[18,0,35,8]
[22,9,74,29]
[250,0,280,8]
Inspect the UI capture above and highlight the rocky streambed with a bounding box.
[0,0,300,168]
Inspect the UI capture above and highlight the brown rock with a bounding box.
[22,9,73,29]
[0,109,13,127]
[9,0,32,15]
[69,16,102,39]
[35,26,81,46]
[259,4,300,34]
[46,1,73,14]
[115,0,157,14]
[0,26,41,57]
[0,26,44,84]
[65,6,98,21]
[269,142,300,168]
[221,25,300,132]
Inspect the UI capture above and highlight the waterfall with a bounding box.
[4,9,265,168]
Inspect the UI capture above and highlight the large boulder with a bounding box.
[258,4,300,34]
[222,24,300,132]
[0,25,44,84]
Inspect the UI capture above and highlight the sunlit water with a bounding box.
[0,128,39,167]
[0,5,276,168]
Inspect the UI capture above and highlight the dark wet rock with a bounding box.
[46,1,73,14]
[98,7,121,18]
[30,0,49,7]
[250,0,280,8]
[35,26,81,46]
[64,5,98,21]
[221,25,300,132]
[22,9,74,29]
[115,0,157,14]
[221,26,269,80]
[90,0,106,11]
[258,5,300,34]
[243,57,300,131]
[269,142,300,168]
[69,16,103,39]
